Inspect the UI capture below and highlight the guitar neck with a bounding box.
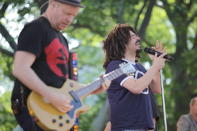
[75,68,124,97]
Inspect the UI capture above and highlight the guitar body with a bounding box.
[27,79,87,131]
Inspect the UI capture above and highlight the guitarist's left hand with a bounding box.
[91,76,111,94]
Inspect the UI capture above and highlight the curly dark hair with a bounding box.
[103,24,140,69]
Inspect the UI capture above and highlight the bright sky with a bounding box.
[0,85,5,94]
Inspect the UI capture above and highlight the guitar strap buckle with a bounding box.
[11,99,22,115]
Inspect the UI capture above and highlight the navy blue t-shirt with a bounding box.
[106,59,153,130]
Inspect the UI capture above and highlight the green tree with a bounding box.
[157,0,197,130]
[0,92,17,131]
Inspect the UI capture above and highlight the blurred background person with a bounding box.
[177,95,197,131]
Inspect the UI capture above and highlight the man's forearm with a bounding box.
[150,71,161,94]
[13,66,50,98]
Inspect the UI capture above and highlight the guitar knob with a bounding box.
[65,119,70,123]
[33,116,39,122]
[59,123,63,127]
[52,119,56,123]
[59,115,63,119]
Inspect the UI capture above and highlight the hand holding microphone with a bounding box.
[144,41,174,71]
[144,41,174,61]
[144,47,174,61]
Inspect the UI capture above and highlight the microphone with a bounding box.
[144,47,174,61]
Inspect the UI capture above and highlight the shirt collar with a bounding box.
[122,58,136,65]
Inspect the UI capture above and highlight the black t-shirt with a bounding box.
[106,59,153,130]
[11,17,70,103]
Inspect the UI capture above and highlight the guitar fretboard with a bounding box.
[75,68,125,97]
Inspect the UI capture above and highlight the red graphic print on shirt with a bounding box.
[44,38,69,78]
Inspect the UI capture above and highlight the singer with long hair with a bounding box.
[103,24,166,131]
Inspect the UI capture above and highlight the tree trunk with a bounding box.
[138,0,156,39]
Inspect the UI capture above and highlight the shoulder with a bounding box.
[177,114,191,128]
[25,17,43,28]
[19,19,42,37]
[177,114,195,131]
[178,114,191,122]
[106,60,126,73]
[109,60,125,64]
[19,17,48,40]
[22,17,49,33]
[180,114,191,121]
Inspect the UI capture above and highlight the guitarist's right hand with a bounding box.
[44,89,74,113]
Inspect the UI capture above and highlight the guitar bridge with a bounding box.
[69,91,80,103]
[67,91,82,118]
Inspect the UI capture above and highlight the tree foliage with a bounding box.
[0,92,17,131]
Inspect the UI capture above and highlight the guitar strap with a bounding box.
[68,51,79,131]
[11,79,28,115]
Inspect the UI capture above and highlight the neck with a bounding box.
[42,12,58,31]
[124,48,137,62]
[190,111,197,121]
[124,53,136,62]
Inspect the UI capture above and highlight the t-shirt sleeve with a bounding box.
[106,60,133,86]
[17,21,44,57]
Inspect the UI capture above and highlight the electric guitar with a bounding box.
[27,62,136,131]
